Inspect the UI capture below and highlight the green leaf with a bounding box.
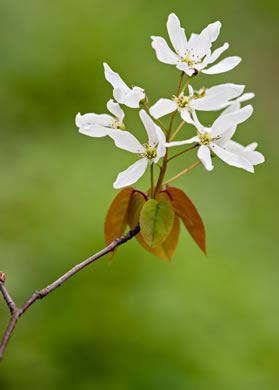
[104,187,134,260]
[140,199,174,248]
[166,187,206,255]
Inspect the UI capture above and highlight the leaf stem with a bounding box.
[163,160,201,185]
[166,144,199,163]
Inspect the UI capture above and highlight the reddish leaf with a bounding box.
[104,187,134,259]
[166,187,206,255]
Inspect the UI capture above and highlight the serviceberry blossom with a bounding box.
[109,110,166,188]
[166,103,264,172]
[104,63,145,108]
[151,13,241,76]
[74,12,264,263]
[150,83,254,124]
[76,99,125,138]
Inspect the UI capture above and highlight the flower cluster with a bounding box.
[76,13,264,259]
[76,12,263,188]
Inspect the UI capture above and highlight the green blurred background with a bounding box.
[0,0,278,389]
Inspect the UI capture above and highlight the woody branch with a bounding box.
[0,223,140,361]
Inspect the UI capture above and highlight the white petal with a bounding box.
[139,110,161,147]
[186,85,193,98]
[154,127,166,162]
[205,42,229,65]
[165,136,200,148]
[192,83,245,111]
[225,141,264,165]
[244,142,258,152]
[211,143,254,172]
[180,109,194,124]
[199,21,221,43]
[114,87,145,108]
[76,112,113,128]
[211,104,253,137]
[113,158,148,189]
[109,130,145,154]
[242,150,264,165]
[189,21,221,58]
[223,140,245,152]
[235,92,255,103]
[107,99,125,123]
[202,56,241,74]
[150,98,176,119]
[198,145,214,171]
[176,62,195,76]
[79,124,110,138]
[214,126,236,147]
[151,36,179,65]
[221,101,241,114]
[167,13,188,55]
[103,63,129,90]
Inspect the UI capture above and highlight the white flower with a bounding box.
[109,110,166,188]
[151,13,241,76]
[150,83,254,124]
[76,99,125,138]
[165,103,263,172]
[104,63,145,108]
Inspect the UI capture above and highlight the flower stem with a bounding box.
[163,160,201,185]
[154,72,185,196]
[150,163,154,198]
[181,76,191,93]
[166,144,199,163]
[176,71,185,96]
[170,121,185,142]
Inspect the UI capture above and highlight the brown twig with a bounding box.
[0,223,140,361]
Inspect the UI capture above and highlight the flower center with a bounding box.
[144,146,157,160]
[199,133,211,146]
[110,118,125,130]
[179,50,202,67]
[174,94,191,110]
[181,51,194,66]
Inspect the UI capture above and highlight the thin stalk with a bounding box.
[166,144,199,163]
[163,160,201,185]
[181,76,191,93]
[154,71,185,196]
[176,71,185,96]
[169,121,185,142]
[150,163,154,199]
